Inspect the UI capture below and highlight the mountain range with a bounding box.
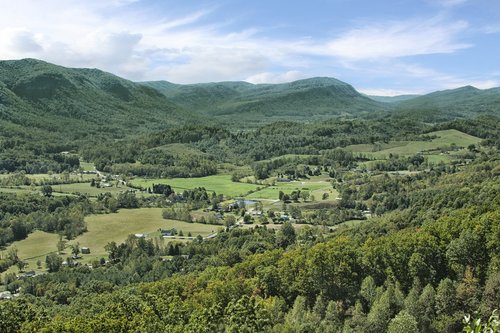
[0,58,499,140]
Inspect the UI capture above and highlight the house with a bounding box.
[0,291,13,300]
[134,234,145,238]
[20,271,36,278]
[81,247,90,254]
[160,228,177,237]
[251,210,263,217]
[279,214,290,221]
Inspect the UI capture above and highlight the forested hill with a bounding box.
[0,58,202,141]
[142,77,389,123]
[394,85,500,122]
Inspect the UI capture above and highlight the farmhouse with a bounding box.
[81,247,90,254]
[160,228,177,236]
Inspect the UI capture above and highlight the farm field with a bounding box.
[50,182,145,197]
[345,129,481,159]
[0,231,60,275]
[247,176,338,201]
[130,174,261,197]
[79,162,96,172]
[68,208,218,261]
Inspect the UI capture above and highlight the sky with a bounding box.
[0,0,499,95]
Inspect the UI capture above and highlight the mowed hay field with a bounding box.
[345,129,481,159]
[130,174,261,197]
[247,175,338,201]
[0,231,60,274]
[50,182,138,197]
[68,208,217,261]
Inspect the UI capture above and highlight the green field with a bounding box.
[345,129,481,159]
[79,162,96,172]
[68,208,218,261]
[50,182,138,197]
[0,231,60,274]
[247,177,337,201]
[130,174,261,197]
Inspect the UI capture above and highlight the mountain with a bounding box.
[367,94,420,103]
[0,58,201,143]
[394,85,500,121]
[142,77,389,124]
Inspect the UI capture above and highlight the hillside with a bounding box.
[143,77,389,124]
[394,85,500,121]
[367,94,420,103]
[0,59,200,142]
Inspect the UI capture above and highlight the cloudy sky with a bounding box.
[0,0,499,95]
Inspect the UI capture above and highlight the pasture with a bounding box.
[0,231,60,274]
[50,182,135,197]
[68,208,217,261]
[345,129,481,160]
[247,176,338,201]
[130,174,261,197]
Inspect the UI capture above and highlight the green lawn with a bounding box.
[130,175,261,197]
[68,208,218,261]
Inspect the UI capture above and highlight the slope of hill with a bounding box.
[142,77,389,123]
[394,85,500,121]
[0,58,201,142]
[367,94,420,103]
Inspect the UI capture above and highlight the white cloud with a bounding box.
[0,0,491,90]
[433,0,468,7]
[323,17,470,60]
[245,71,307,84]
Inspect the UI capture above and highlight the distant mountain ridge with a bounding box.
[393,85,500,121]
[1,58,499,138]
[142,77,389,122]
[0,58,201,142]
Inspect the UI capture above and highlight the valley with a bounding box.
[0,59,498,333]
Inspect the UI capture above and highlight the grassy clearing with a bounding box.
[149,143,207,156]
[68,208,217,261]
[346,129,481,160]
[130,175,261,197]
[79,162,96,172]
[50,183,132,197]
[0,231,60,274]
[247,180,335,200]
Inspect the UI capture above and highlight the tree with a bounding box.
[45,253,63,272]
[41,185,53,197]
[16,260,26,273]
[276,222,296,248]
[387,311,419,333]
[57,235,66,254]
[224,215,236,228]
[71,243,80,257]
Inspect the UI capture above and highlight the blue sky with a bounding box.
[0,0,499,95]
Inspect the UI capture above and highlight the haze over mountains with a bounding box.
[0,58,499,137]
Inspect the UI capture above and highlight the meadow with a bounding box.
[247,175,338,201]
[345,129,481,159]
[0,231,60,275]
[130,174,261,197]
[68,208,218,261]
